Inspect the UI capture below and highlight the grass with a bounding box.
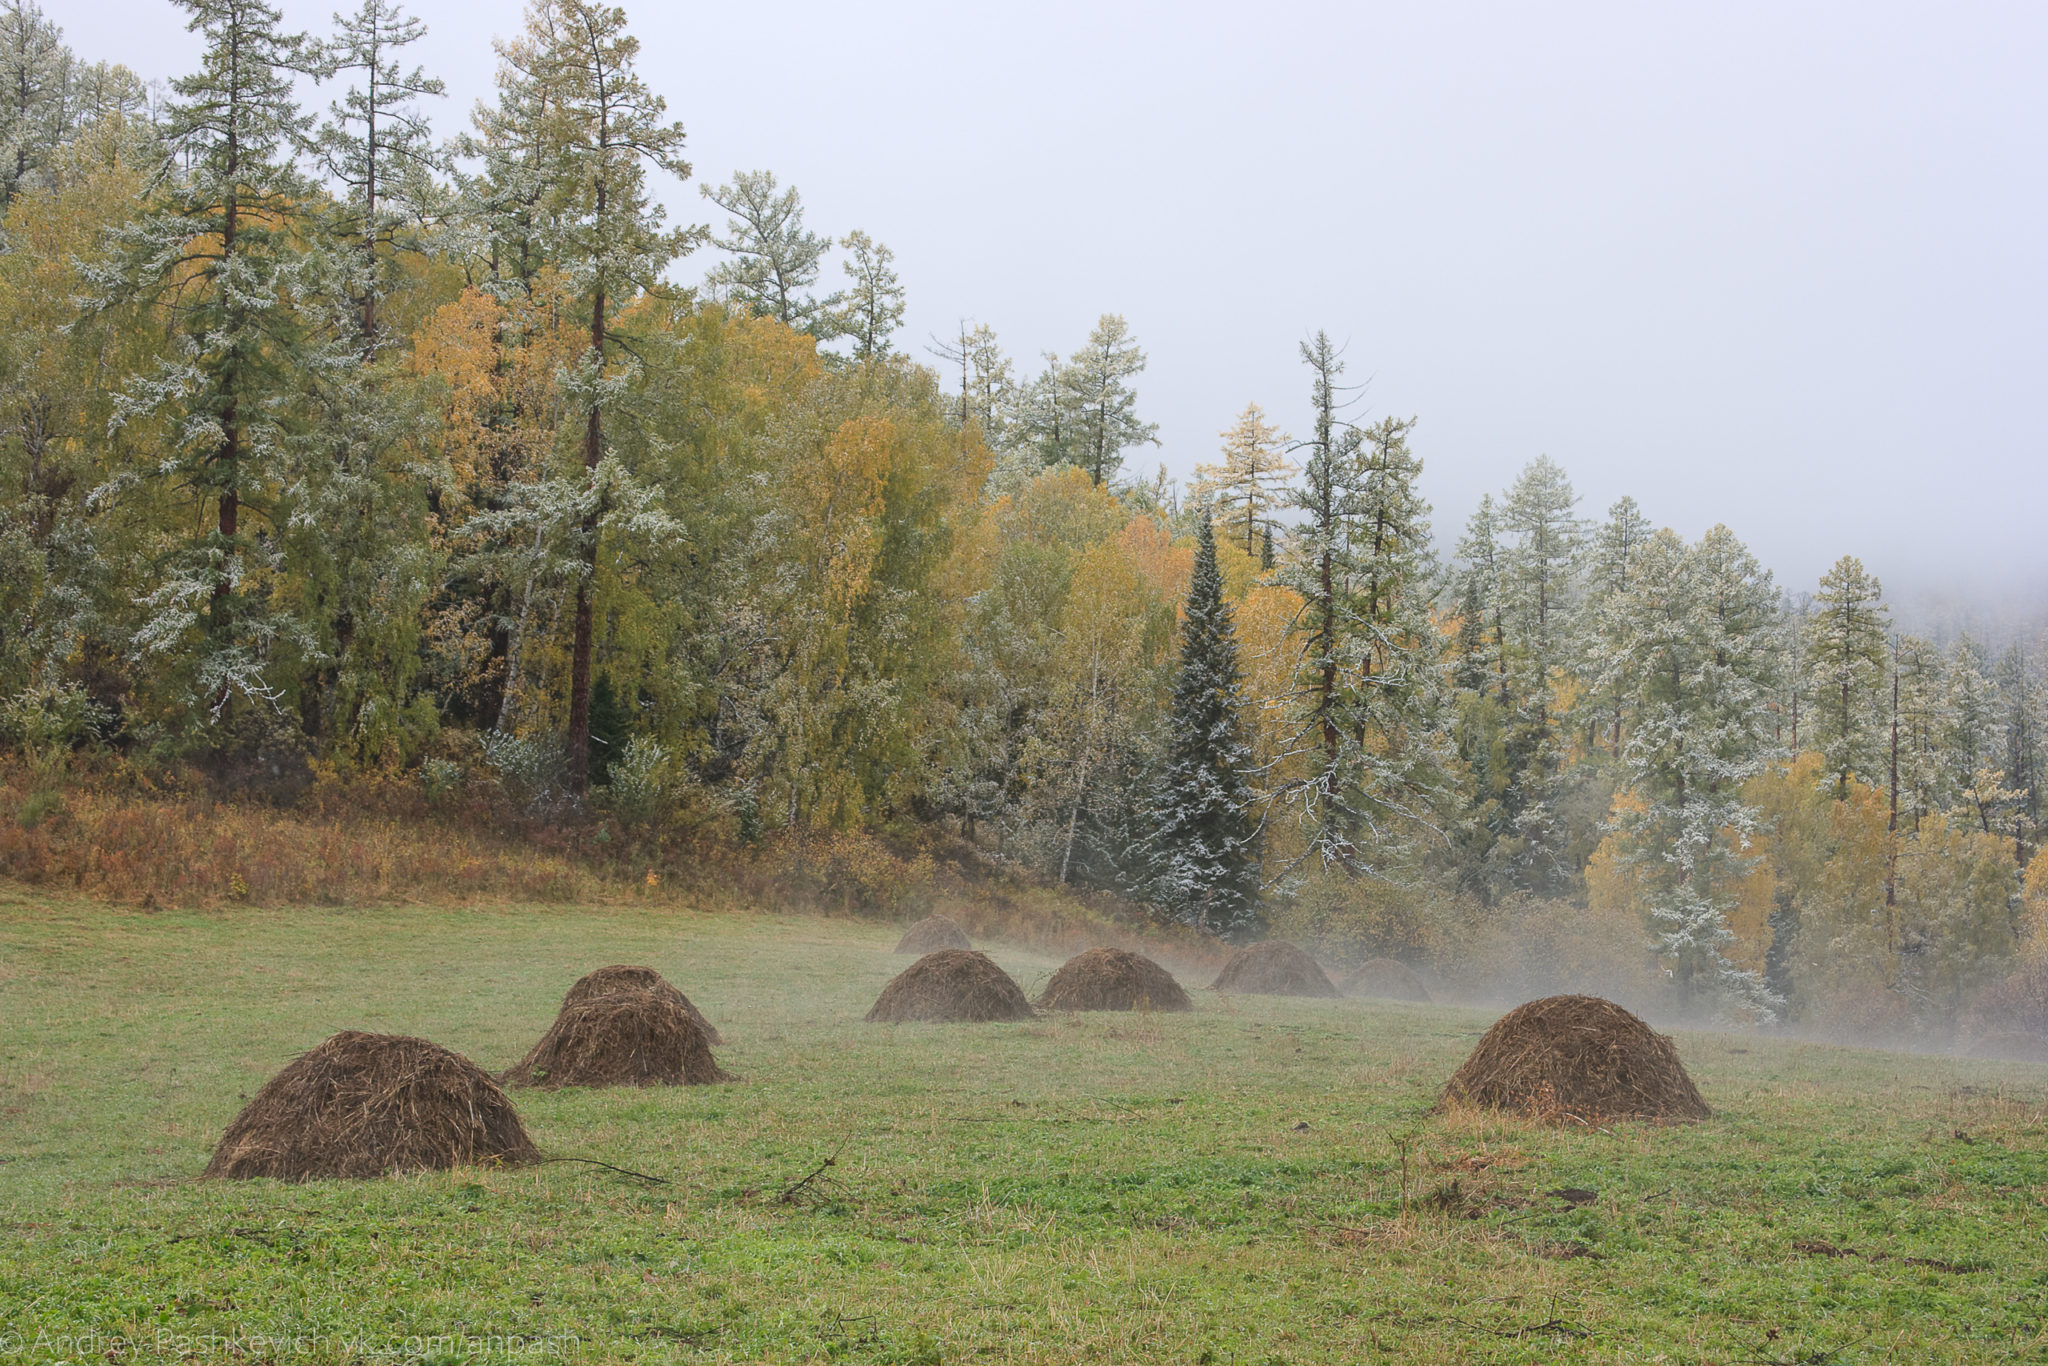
[1,891,2045,1364]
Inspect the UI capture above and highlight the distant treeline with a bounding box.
[2,0,2044,1036]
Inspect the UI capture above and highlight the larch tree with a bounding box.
[1193,402,1293,559]
[313,0,445,351]
[1065,314,1157,486]
[1499,455,1584,728]
[700,169,835,334]
[90,0,324,728]
[1148,513,1261,937]
[510,0,697,793]
[1941,634,2003,822]
[1804,555,1889,799]
[1578,494,1651,755]
[1276,330,1363,863]
[832,229,905,362]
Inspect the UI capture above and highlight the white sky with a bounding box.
[65,0,2048,617]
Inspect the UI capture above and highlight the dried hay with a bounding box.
[1037,947,1192,1012]
[1210,940,1339,998]
[504,987,730,1089]
[865,949,1035,1023]
[1437,994,1709,1124]
[1344,957,1432,1003]
[204,1030,539,1181]
[1966,1031,2048,1063]
[894,914,972,954]
[560,964,722,1044]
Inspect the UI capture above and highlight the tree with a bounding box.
[1148,513,1260,937]
[313,0,445,351]
[0,0,70,205]
[1577,494,1651,755]
[1193,402,1293,559]
[1065,314,1157,486]
[1499,455,1584,727]
[1941,634,2003,822]
[89,0,325,729]
[832,229,905,362]
[1804,555,1888,798]
[504,0,697,793]
[1014,350,1078,470]
[700,169,834,334]
[1602,525,1783,1015]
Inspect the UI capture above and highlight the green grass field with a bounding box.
[2,891,2045,1364]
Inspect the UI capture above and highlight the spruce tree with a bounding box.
[1148,513,1260,938]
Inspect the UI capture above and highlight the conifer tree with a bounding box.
[1804,555,1889,798]
[1148,513,1260,937]
[90,0,324,728]
[0,0,70,204]
[1065,314,1157,486]
[700,169,834,333]
[1604,525,1783,1014]
[313,0,444,351]
[832,229,905,362]
[1941,634,2003,818]
[1193,402,1293,558]
[505,0,697,793]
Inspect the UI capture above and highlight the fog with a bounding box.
[70,0,2048,610]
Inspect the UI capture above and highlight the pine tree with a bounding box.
[1500,455,1584,728]
[1804,555,1888,798]
[700,169,835,333]
[1148,513,1260,937]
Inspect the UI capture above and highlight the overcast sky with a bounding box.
[69,0,2048,619]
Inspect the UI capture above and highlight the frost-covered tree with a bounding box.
[503,0,697,792]
[88,0,325,729]
[1941,634,2003,820]
[0,0,71,204]
[831,229,904,362]
[700,169,834,334]
[1576,494,1651,755]
[1603,525,1783,1015]
[1147,513,1260,937]
[1804,555,1889,798]
[1192,402,1293,559]
[1499,455,1584,726]
[313,0,444,350]
[1065,314,1157,486]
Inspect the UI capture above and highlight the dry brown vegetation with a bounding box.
[204,1031,538,1181]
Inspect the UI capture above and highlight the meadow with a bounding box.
[1,891,2044,1364]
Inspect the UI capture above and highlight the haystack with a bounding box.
[895,914,972,954]
[1344,957,1432,1003]
[204,1031,538,1181]
[504,987,729,1089]
[560,964,721,1044]
[1210,941,1339,998]
[865,949,1034,1023]
[1966,1031,2048,1063]
[1437,994,1709,1124]
[1038,947,1192,1013]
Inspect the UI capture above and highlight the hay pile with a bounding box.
[504,986,729,1089]
[1966,1031,2048,1063]
[1344,957,1432,1003]
[1210,941,1339,998]
[1437,994,1709,1124]
[894,914,972,954]
[204,1031,539,1181]
[866,949,1034,1023]
[560,964,722,1044]
[1037,947,1192,1012]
